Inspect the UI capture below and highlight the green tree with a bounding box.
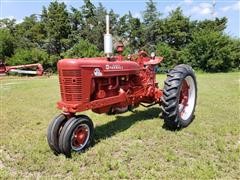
[15,15,46,49]
[81,0,96,20]
[180,29,235,72]
[196,17,227,32]
[117,14,129,40]
[142,0,161,51]
[163,7,192,50]
[80,0,101,49]
[69,7,84,46]
[143,0,160,25]
[228,38,240,69]
[0,29,16,60]
[128,16,143,51]
[118,12,143,52]
[93,3,107,50]
[64,39,101,58]
[80,0,97,38]
[156,42,179,71]
[0,18,16,35]
[41,1,71,55]
[80,1,119,51]
[8,48,49,66]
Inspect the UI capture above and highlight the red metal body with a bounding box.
[57,51,163,115]
[47,15,197,157]
[0,62,44,76]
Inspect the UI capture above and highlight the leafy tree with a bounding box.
[196,17,227,32]
[142,19,164,52]
[117,12,143,52]
[142,0,162,51]
[163,7,192,50]
[70,7,83,32]
[117,14,129,40]
[180,29,235,72]
[156,42,179,71]
[143,0,160,25]
[41,1,71,55]
[64,39,101,58]
[8,48,49,66]
[128,16,143,51]
[93,3,107,50]
[68,7,83,46]
[228,38,240,69]
[0,29,16,60]
[81,0,96,21]
[0,18,17,35]
[0,0,238,72]
[109,9,119,36]
[15,15,46,49]
[80,0,96,36]
[80,0,103,49]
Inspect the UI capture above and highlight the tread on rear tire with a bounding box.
[161,64,197,130]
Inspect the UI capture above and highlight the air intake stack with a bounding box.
[104,14,113,58]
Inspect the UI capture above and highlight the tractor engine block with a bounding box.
[57,57,162,114]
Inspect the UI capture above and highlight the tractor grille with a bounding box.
[60,70,82,102]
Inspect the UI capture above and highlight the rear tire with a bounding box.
[161,64,197,130]
[47,114,67,154]
[58,115,94,157]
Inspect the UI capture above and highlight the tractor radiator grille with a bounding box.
[60,70,82,102]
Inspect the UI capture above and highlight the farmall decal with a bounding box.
[105,64,123,70]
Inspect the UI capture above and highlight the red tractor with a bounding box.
[47,15,197,157]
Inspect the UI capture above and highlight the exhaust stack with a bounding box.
[104,14,113,58]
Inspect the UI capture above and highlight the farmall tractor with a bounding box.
[47,15,197,157]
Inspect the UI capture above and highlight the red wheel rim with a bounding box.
[71,124,90,151]
[179,79,189,117]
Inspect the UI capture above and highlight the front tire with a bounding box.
[58,115,94,157]
[161,64,197,130]
[47,114,67,154]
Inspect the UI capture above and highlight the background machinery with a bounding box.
[0,61,44,76]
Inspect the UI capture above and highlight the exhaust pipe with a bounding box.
[104,14,113,58]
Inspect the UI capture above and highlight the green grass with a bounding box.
[0,72,239,179]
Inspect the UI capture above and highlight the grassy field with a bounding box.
[0,72,239,179]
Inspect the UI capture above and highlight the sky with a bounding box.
[0,0,239,37]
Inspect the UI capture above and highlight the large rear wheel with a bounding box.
[161,64,197,130]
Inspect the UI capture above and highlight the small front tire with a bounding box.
[58,115,94,157]
[47,114,67,154]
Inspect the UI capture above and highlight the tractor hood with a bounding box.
[57,57,141,76]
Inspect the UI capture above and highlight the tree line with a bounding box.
[0,0,239,72]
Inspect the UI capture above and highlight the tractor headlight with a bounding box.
[151,52,155,58]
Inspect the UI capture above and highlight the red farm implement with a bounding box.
[47,15,197,157]
[0,61,44,76]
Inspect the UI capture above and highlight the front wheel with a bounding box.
[47,114,67,154]
[161,64,197,130]
[58,115,94,157]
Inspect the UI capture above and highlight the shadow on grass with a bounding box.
[94,107,161,143]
